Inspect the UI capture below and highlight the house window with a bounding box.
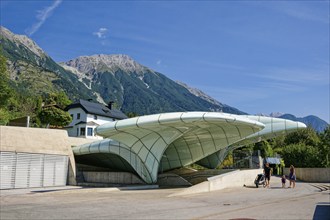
[94,115,97,120]
[77,113,81,120]
[80,127,85,136]
[87,127,93,136]
[70,114,73,119]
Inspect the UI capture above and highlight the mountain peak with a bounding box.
[63,54,150,75]
[0,26,46,58]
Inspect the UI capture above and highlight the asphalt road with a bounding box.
[1,177,329,220]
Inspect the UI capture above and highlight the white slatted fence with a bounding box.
[0,152,68,189]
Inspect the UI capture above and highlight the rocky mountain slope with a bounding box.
[60,54,245,115]
[0,26,96,101]
[1,26,244,115]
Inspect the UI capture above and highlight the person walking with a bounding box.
[289,165,296,188]
[263,162,272,188]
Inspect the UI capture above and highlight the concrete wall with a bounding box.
[82,171,145,185]
[157,173,192,186]
[0,126,99,186]
[0,126,70,155]
[171,169,262,196]
[283,168,330,183]
[67,137,98,147]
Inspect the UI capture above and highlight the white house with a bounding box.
[65,99,128,139]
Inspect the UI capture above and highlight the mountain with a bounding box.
[0,26,96,101]
[60,54,246,115]
[1,26,245,115]
[278,114,328,132]
[257,112,328,132]
[2,26,326,128]
[176,81,243,113]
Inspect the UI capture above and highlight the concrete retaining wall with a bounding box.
[171,169,262,196]
[82,171,145,185]
[283,168,330,183]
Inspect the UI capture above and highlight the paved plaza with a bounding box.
[1,177,329,220]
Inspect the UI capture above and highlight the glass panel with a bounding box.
[188,142,203,159]
[150,138,167,161]
[120,148,130,161]
[110,133,139,146]
[167,160,182,169]
[140,133,160,149]
[131,141,144,154]
[139,146,149,162]
[145,153,155,170]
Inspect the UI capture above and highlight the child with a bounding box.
[281,175,286,188]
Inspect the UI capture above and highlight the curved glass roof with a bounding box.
[72,112,305,183]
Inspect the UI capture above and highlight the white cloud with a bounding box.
[156,60,162,65]
[26,0,62,36]
[93,28,108,38]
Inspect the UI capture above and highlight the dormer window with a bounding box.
[77,113,80,120]
[94,115,97,120]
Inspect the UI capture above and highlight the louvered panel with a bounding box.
[43,155,56,187]
[1,152,68,189]
[0,152,16,189]
[28,154,43,188]
[54,156,68,186]
[14,153,31,188]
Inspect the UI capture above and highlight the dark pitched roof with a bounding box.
[65,99,128,120]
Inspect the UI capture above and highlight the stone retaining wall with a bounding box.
[283,167,330,183]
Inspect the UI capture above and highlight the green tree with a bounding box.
[0,54,13,108]
[270,135,286,155]
[318,126,330,167]
[36,92,72,127]
[284,126,320,147]
[282,143,319,167]
[253,140,274,158]
[126,112,139,118]
[38,106,72,127]
[219,151,234,168]
[43,92,72,108]
[0,53,17,124]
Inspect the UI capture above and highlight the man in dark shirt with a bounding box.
[263,163,272,188]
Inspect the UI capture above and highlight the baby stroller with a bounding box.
[254,174,266,188]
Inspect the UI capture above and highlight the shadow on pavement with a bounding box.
[243,185,258,189]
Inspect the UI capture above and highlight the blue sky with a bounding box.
[1,0,329,122]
